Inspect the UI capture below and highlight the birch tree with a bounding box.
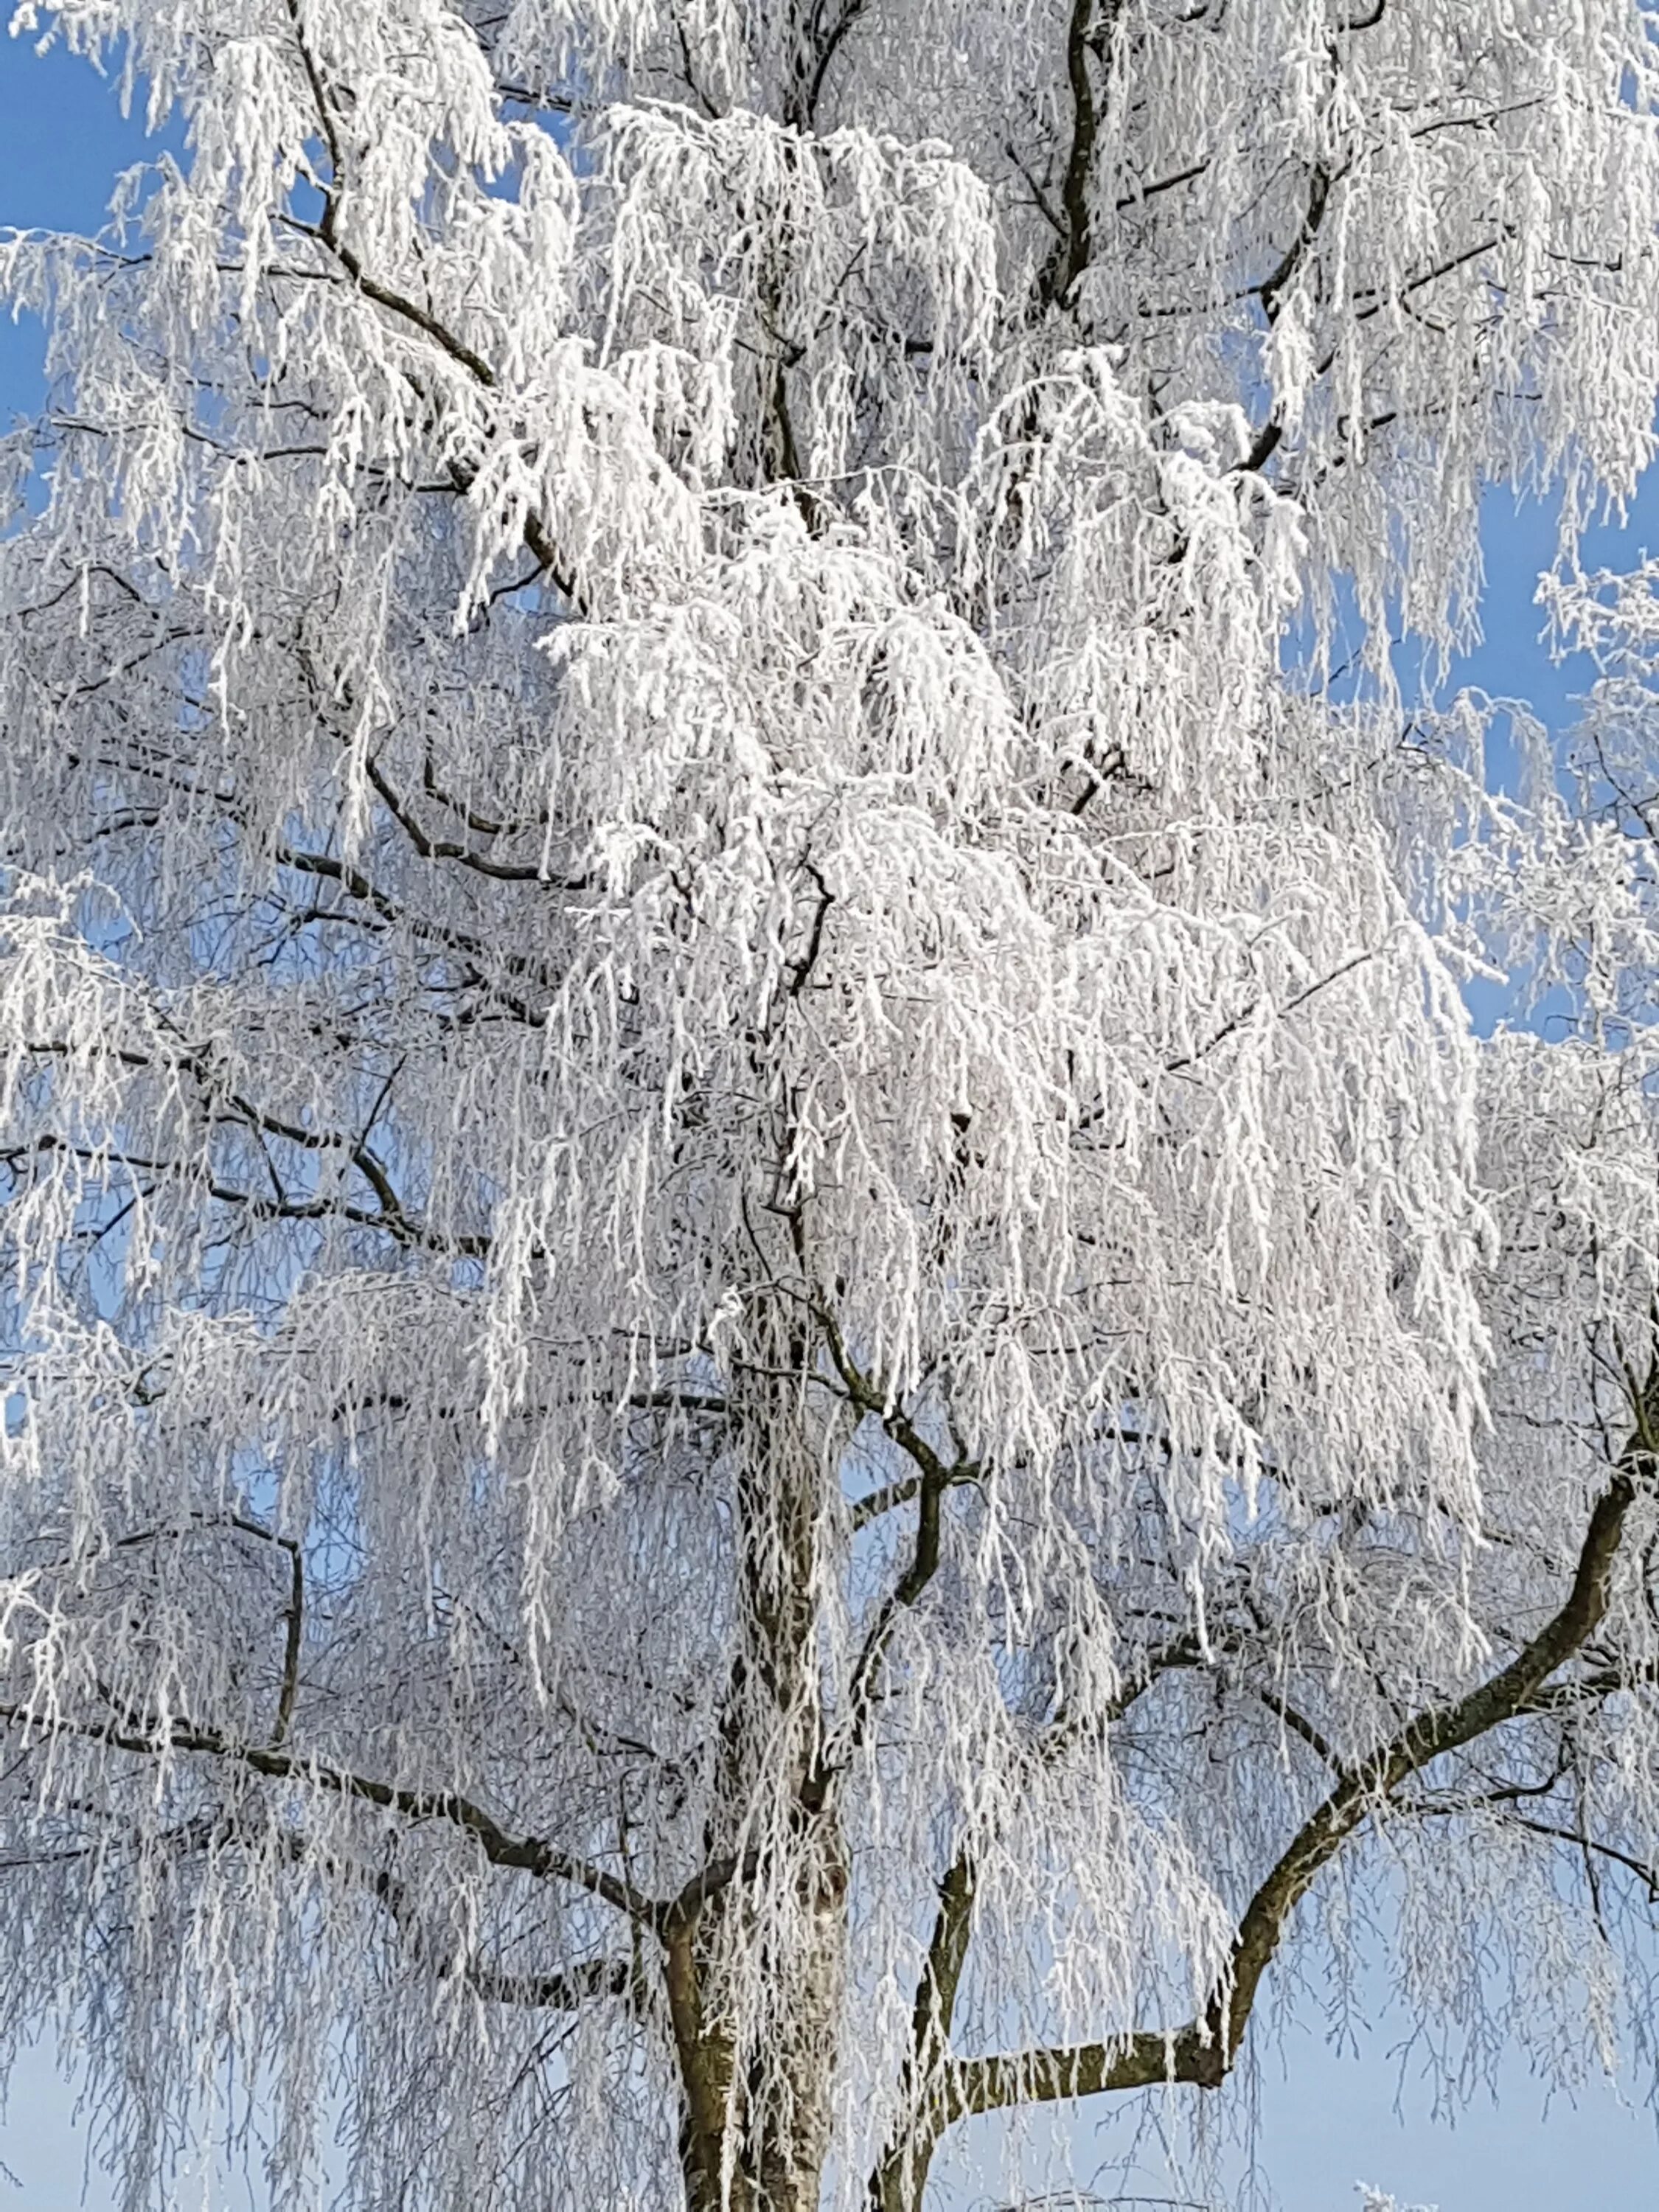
[1,2,1658,2208]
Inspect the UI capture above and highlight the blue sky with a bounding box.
[1,22,1657,2212]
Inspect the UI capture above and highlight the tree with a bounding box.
[0,1,1658,2207]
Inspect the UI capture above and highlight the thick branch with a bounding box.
[1037,0,1126,310]
[868,1848,976,2212]
[869,1630,1214,2208]
[787,0,872,129]
[950,1414,1654,2120]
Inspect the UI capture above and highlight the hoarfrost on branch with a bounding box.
[1,1,1658,2208]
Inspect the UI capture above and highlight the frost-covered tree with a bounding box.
[1,2,1659,2209]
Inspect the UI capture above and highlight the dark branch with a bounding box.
[869,1848,976,2212]
[1038,0,1126,310]
[949,1399,1657,2119]
[364,755,580,886]
[787,0,872,130]
[0,1700,656,1922]
[184,1810,639,2009]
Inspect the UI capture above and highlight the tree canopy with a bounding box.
[1,1,1658,2208]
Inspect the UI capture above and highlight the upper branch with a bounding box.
[1037,0,1126,310]
[786,0,872,130]
[279,1,579,602]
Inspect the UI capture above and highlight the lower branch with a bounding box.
[949,1413,1654,2128]
[0,1700,656,1921]
[868,1848,975,2212]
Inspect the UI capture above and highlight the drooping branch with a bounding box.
[164,1809,642,2012]
[10,1053,492,1258]
[139,1517,302,1753]
[2,6,1656,2207]
[1238,206,1504,477]
[947,1401,1656,2122]
[0,1700,658,1923]
[17,1514,305,1751]
[279,0,582,604]
[8,1127,484,1260]
[1500,1818,1659,1902]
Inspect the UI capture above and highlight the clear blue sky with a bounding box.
[1,24,1656,2212]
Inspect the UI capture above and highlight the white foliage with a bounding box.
[0,3,1656,2211]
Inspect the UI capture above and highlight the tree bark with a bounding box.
[668,1295,849,2212]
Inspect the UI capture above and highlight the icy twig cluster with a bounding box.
[0,3,1657,2209]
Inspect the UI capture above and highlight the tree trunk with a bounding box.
[668,1811,848,2212]
[670,1295,849,2212]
